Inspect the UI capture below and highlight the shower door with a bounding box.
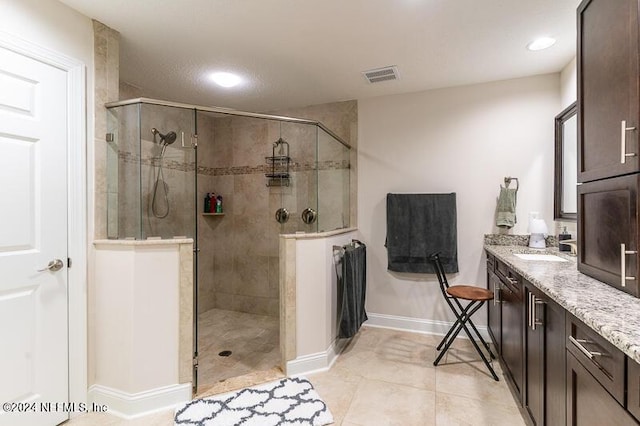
[278,121,319,234]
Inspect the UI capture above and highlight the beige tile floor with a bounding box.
[196,308,281,391]
[66,326,526,426]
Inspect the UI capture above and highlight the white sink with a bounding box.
[513,253,568,262]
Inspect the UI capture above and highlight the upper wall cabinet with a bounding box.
[578,0,640,183]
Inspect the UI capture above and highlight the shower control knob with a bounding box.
[301,208,317,225]
[275,208,290,224]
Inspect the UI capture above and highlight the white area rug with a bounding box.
[174,377,334,426]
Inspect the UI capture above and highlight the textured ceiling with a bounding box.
[60,0,579,111]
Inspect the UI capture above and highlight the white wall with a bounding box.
[557,57,578,238]
[288,230,357,375]
[0,0,94,406]
[357,74,560,325]
[560,57,577,110]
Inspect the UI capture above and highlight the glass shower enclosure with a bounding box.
[106,98,351,391]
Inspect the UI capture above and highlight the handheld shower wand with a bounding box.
[150,128,178,218]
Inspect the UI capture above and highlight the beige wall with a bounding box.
[357,74,560,325]
[1,0,95,396]
[556,58,578,238]
[560,57,577,110]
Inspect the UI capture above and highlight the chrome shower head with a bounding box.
[151,128,177,157]
[163,131,177,146]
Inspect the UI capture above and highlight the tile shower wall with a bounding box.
[94,20,120,239]
[272,101,358,227]
[197,115,282,316]
[196,103,357,317]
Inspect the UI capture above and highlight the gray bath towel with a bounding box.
[496,186,517,228]
[386,193,458,274]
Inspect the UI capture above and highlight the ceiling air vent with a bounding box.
[362,66,399,83]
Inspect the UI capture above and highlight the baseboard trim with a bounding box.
[88,383,191,419]
[286,337,350,376]
[365,312,490,340]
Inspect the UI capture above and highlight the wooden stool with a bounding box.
[429,253,498,381]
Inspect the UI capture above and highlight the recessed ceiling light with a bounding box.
[527,37,556,51]
[210,72,242,88]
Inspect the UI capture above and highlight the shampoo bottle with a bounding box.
[204,193,211,213]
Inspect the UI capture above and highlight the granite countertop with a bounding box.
[484,243,640,364]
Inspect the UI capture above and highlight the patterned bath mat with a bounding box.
[174,377,333,426]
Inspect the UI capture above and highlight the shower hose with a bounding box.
[151,155,170,218]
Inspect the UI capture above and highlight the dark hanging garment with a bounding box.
[385,193,458,274]
[337,241,367,338]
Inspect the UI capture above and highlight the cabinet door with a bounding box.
[629,358,640,422]
[543,295,566,426]
[578,174,640,297]
[501,280,523,397]
[525,285,566,426]
[567,351,637,426]
[487,269,501,355]
[578,0,640,182]
[525,287,544,425]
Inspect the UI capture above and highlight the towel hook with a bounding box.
[504,176,519,191]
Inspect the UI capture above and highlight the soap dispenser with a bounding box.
[559,226,572,252]
[528,212,548,249]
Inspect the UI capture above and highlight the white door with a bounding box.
[0,46,69,426]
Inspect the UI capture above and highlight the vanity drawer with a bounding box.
[566,313,625,405]
[486,253,495,273]
[629,358,640,422]
[496,259,521,294]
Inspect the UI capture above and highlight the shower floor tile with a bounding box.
[197,308,281,390]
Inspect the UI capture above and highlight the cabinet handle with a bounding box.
[621,120,637,164]
[569,335,612,379]
[532,297,545,331]
[528,292,533,328]
[569,335,602,359]
[493,283,501,306]
[620,243,637,288]
[506,276,518,286]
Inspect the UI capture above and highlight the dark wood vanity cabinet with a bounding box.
[486,251,640,425]
[486,255,523,398]
[578,0,640,183]
[566,352,637,426]
[524,283,566,426]
[629,359,640,422]
[566,314,637,425]
[487,266,502,355]
[577,174,640,297]
[500,272,523,397]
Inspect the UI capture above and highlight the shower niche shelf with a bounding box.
[266,138,291,187]
[202,213,225,216]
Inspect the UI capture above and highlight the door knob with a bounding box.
[38,259,64,272]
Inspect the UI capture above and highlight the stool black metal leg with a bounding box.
[457,303,499,381]
[436,315,462,351]
[451,297,495,359]
[467,319,496,359]
[433,301,480,366]
[433,301,499,381]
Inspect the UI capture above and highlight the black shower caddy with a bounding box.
[265,138,291,187]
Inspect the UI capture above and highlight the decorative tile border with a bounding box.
[117,151,348,176]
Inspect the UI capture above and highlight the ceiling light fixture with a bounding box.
[527,37,556,51]
[210,72,242,88]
